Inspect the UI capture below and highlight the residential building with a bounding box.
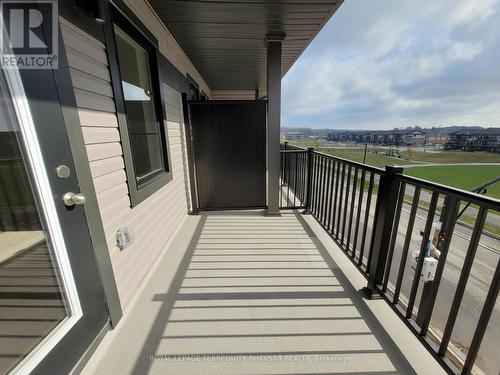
[475,128,500,153]
[446,131,477,151]
[283,131,304,140]
[425,130,448,146]
[445,129,500,152]
[393,129,426,146]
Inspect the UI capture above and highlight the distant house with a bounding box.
[475,128,500,153]
[283,132,303,140]
[393,129,426,146]
[445,131,476,151]
[425,131,448,146]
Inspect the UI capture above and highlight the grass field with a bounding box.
[287,141,500,196]
[404,165,500,199]
[402,150,500,164]
[319,148,417,168]
[287,140,500,233]
[286,140,500,164]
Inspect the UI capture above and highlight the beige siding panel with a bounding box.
[86,143,123,162]
[74,89,116,113]
[90,156,124,178]
[112,188,186,267]
[100,196,133,224]
[78,109,118,128]
[93,169,127,194]
[60,23,107,64]
[82,127,120,145]
[70,69,114,97]
[62,18,196,310]
[66,47,111,81]
[96,184,129,209]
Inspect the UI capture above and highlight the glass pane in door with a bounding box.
[0,73,69,373]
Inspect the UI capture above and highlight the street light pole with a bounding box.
[363,137,368,164]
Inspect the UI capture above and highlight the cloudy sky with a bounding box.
[282,0,500,130]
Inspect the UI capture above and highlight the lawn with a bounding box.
[404,165,500,199]
[316,148,417,169]
[287,141,500,197]
[286,140,500,165]
[403,150,500,164]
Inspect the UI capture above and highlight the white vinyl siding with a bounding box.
[61,18,192,309]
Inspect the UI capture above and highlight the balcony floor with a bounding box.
[82,211,445,375]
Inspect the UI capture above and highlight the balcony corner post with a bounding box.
[363,165,404,298]
[265,34,285,216]
[303,147,314,213]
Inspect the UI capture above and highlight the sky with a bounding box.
[282,0,500,130]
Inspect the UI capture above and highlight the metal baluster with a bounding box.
[419,196,459,335]
[438,206,488,356]
[331,161,340,234]
[406,191,439,319]
[323,158,332,228]
[293,153,298,207]
[336,163,346,238]
[358,172,374,267]
[347,168,358,255]
[342,165,352,245]
[327,159,335,232]
[352,169,366,262]
[318,156,326,221]
[393,187,421,304]
[462,257,500,375]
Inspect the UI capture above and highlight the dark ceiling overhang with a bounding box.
[147,0,343,91]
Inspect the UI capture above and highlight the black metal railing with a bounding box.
[279,144,500,375]
[279,145,308,209]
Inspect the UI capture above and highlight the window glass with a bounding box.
[188,82,199,101]
[0,72,69,373]
[113,25,165,184]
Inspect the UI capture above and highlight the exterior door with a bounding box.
[0,46,107,375]
[188,100,267,210]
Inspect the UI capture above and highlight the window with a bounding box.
[110,9,171,206]
[187,75,200,101]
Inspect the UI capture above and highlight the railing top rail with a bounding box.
[311,150,386,174]
[398,174,500,210]
[281,143,307,151]
[280,149,308,154]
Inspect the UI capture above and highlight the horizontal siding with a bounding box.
[61,18,192,309]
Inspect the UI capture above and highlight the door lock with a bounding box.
[63,192,86,207]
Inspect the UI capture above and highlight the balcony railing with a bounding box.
[280,144,500,375]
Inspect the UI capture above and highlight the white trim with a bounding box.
[2,59,83,375]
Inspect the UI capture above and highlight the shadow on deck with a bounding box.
[83,211,444,374]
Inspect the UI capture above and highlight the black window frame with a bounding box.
[105,4,172,207]
[187,74,201,101]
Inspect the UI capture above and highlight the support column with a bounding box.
[266,35,284,215]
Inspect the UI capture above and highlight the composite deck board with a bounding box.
[82,212,434,375]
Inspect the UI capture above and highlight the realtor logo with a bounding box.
[1,0,58,69]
